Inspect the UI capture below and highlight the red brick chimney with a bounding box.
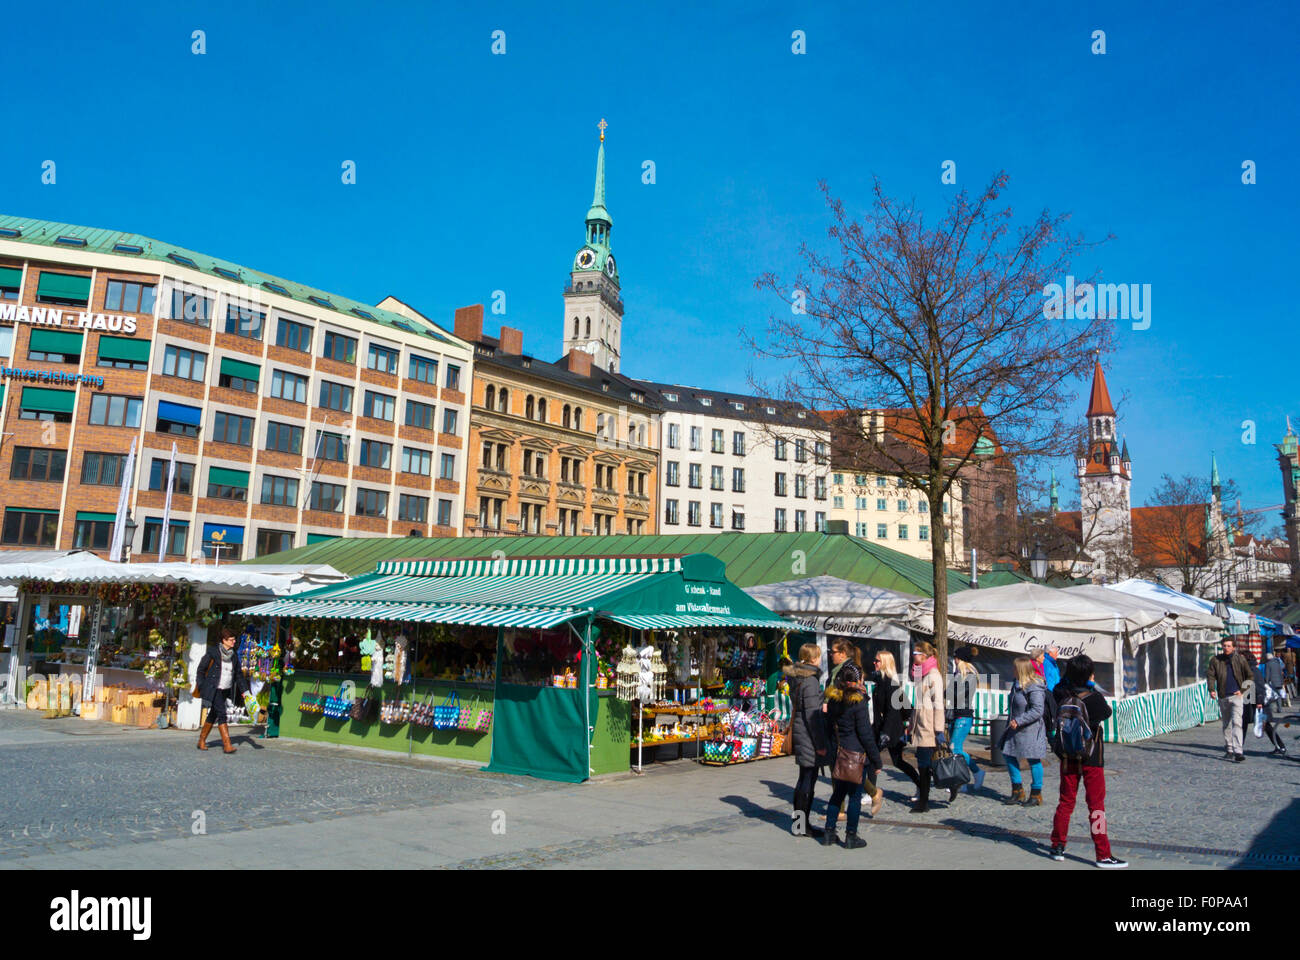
[453,304,483,343]
[566,349,592,377]
[499,326,523,355]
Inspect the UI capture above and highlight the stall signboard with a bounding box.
[676,581,732,617]
[948,625,1119,662]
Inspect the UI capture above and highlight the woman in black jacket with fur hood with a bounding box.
[820,660,882,849]
[784,644,827,838]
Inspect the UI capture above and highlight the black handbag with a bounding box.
[931,745,972,789]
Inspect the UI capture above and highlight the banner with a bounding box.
[108,437,137,562]
[158,442,177,561]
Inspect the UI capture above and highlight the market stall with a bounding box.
[236,553,794,782]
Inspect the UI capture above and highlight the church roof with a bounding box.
[1086,359,1115,417]
[1053,503,1214,571]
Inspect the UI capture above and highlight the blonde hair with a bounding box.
[798,643,821,664]
[875,650,899,681]
[913,640,936,659]
[955,657,976,676]
[1013,656,1042,687]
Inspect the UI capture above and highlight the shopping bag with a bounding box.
[457,693,476,731]
[433,691,460,730]
[298,679,324,714]
[932,746,973,789]
[473,706,493,733]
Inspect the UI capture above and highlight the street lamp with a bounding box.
[122,513,138,562]
[1029,543,1048,582]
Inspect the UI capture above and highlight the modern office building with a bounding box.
[0,216,474,561]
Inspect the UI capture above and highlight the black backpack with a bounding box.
[1054,688,1093,761]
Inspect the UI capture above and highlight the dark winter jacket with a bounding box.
[824,686,882,777]
[867,671,908,745]
[1207,651,1252,699]
[1263,656,1285,693]
[195,647,249,706]
[1051,681,1112,768]
[946,669,979,720]
[784,662,826,768]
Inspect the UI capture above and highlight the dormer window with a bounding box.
[732,402,744,411]
[766,406,776,415]
[700,397,713,407]
[664,393,678,402]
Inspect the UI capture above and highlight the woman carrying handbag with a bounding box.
[819,660,881,849]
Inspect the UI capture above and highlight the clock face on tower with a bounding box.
[575,249,596,270]
[604,255,616,277]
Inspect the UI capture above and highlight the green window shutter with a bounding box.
[0,385,5,409]
[208,466,250,488]
[76,511,118,524]
[97,336,150,363]
[306,533,338,545]
[220,357,261,382]
[36,272,91,302]
[0,266,21,288]
[29,329,85,355]
[20,386,76,414]
[7,507,59,516]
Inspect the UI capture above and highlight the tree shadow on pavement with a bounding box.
[935,817,1047,858]
[1229,797,1300,869]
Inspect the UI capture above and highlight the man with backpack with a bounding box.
[1048,655,1127,868]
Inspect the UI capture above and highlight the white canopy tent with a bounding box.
[1108,579,1250,639]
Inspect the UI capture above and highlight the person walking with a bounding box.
[1032,644,1061,691]
[785,643,828,837]
[867,650,922,800]
[1000,656,1047,805]
[820,660,882,849]
[907,640,947,814]
[1207,637,1252,762]
[948,646,985,795]
[1047,654,1127,868]
[1258,646,1287,756]
[195,624,250,754]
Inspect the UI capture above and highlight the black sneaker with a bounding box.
[1049,844,1066,861]
[1095,856,1129,869]
[1233,753,1245,763]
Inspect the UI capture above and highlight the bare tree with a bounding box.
[748,174,1112,672]
[1137,473,1256,596]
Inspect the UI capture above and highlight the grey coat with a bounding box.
[1001,680,1048,760]
[785,662,826,767]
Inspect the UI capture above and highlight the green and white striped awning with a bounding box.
[605,613,793,631]
[374,556,681,578]
[237,598,587,629]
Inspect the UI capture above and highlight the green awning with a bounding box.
[208,466,250,488]
[29,329,84,355]
[306,533,338,545]
[36,272,91,303]
[97,336,150,364]
[220,357,261,382]
[0,266,21,289]
[20,386,76,414]
[76,511,118,524]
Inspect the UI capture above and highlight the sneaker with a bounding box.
[1233,753,1245,763]
[973,768,986,791]
[1095,856,1129,869]
[1048,844,1066,861]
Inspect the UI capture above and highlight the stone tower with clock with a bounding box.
[563,121,624,373]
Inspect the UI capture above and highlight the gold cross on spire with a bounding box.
[597,118,608,141]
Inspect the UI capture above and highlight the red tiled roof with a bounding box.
[1131,503,1208,568]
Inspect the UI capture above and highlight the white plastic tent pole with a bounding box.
[1113,630,1123,699]
[1166,635,1172,689]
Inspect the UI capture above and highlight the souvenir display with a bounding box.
[322,683,354,719]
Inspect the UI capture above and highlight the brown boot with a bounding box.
[1004,786,1026,805]
[197,721,213,751]
[218,724,237,754]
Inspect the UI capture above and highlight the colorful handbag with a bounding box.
[703,740,732,762]
[350,686,379,723]
[411,689,437,728]
[457,692,476,731]
[473,704,493,733]
[323,683,354,719]
[433,691,460,729]
[298,679,324,714]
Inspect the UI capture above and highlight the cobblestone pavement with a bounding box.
[2,701,1297,869]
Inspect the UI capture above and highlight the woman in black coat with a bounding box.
[194,625,249,754]
[866,650,921,797]
[820,661,882,850]
[784,644,827,837]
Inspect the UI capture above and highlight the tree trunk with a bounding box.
[930,484,949,678]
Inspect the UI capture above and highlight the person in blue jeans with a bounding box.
[1000,656,1048,805]
[948,646,985,795]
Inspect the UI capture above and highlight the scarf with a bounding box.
[219,644,236,663]
[912,655,937,682]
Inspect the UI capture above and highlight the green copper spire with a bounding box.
[1049,468,1060,512]
[1211,451,1221,497]
[586,119,612,231]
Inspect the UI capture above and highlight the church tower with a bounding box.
[562,119,624,373]
[1077,358,1133,581]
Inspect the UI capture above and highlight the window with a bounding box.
[442,408,458,435]
[28,329,83,364]
[256,529,295,558]
[731,509,745,531]
[402,447,433,475]
[315,431,348,462]
[398,494,429,523]
[795,475,808,498]
[275,317,312,352]
[270,369,309,403]
[710,465,724,490]
[667,423,680,449]
[2,509,57,546]
[408,354,438,384]
[36,272,91,306]
[445,364,461,390]
[687,426,701,451]
[73,514,115,550]
[436,499,453,527]
[774,473,787,496]
[0,327,11,356]
[96,336,149,370]
[18,387,75,423]
[217,358,260,393]
[833,496,844,509]
[308,481,346,512]
[919,525,930,541]
[162,345,207,382]
[318,380,353,413]
[211,411,253,446]
[732,467,745,492]
[814,441,828,465]
[856,523,868,537]
[168,288,213,325]
[795,439,807,462]
[898,524,909,540]
[774,508,787,532]
[89,394,142,428]
[795,510,807,532]
[11,447,66,482]
[362,390,396,421]
[439,453,456,480]
[877,523,888,539]
[367,343,399,374]
[688,463,702,489]
[406,399,436,430]
[833,473,844,485]
[148,458,194,494]
[80,452,125,486]
[876,476,887,488]
[877,498,887,511]
[666,462,680,486]
[687,501,701,527]
[224,304,265,340]
[105,280,156,314]
[815,476,827,500]
[359,439,393,469]
[142,519,188,557]
[711,429,724,453]
[322,330,357,363]
[815,511,826,532]
[355,488,388,518]
[206,467,249,502]
[664,499,680,524]
[897,499,908,512]
[265,421,304,455]
[0,267,20,300]
[943,501,950,515]
[260,474,299,506]
[733,431,745,455]
[775,438,787,460]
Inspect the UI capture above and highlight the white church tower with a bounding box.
[1077,358,1134,581]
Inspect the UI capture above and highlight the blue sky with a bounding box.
[3,0,1295,521]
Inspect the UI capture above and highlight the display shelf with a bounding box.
[698,752,784,767]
